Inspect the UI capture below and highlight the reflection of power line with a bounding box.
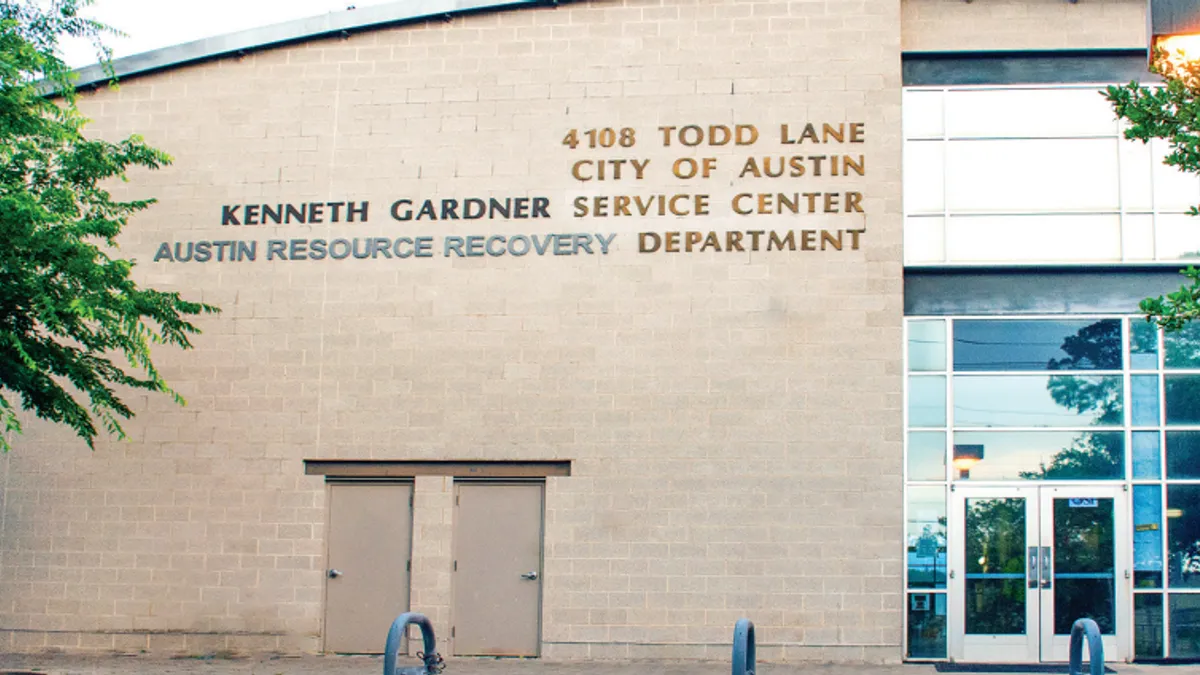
[954,338,1081,346]
[953,405,1111,418]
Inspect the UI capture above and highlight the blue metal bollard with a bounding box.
[383,612,444,675]
[1068,618,1104,675]
[732,618,756,675]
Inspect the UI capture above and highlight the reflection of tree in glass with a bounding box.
[965,499,1026,634]
[1048,320,1122,371]
[1168,486,1200,589]
[1163,324,1200,425]
[1053,499,1116,634]
[1021,321,1125,479]
[1165,323,1200,368]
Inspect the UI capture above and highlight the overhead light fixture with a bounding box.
[953,444,984,474]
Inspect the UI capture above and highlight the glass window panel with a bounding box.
[952,431,1124,481]
[944,88,1118,139]
[1120,137,1154,212]
[965,497,1027,634]
[1135,594,1164,659]
[1133,375,1162,426]
[1165,322,1200,369]
[904,90,944,140]
[1167,431,1200,479]
[908,320,946,372]
[1152,139,1200,212]
[907,592,947,659]
[907,486,947,589]
[904,142,945,214]
[1133,431,1162,480]
[953,375,1123,427]
[945,139,1119,213]
[1134,485,1164,589]
[1166,375,1200,425]
[905,216,945,264]
[1167,485,1200,588]
[1122,214,1156,261]
[1052,497,1116,635]
[909,431,947,481]
[944,214,1121,263]
[1154,214,1200,261]
[953,319,1122,372]
[1170,594,1200,658]
[1130,319,1159,370]
[909,375,946,427]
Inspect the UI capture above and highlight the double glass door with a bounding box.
[948,485,1129,662]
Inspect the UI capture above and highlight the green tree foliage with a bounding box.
[0,0,217,451]
[1107,49,1200,332]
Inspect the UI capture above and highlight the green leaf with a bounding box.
[0,0,219,451]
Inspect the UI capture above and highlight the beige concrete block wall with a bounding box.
[0,0,905,661]
[902,0,1147,52]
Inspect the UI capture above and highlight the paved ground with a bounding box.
[0,654,1181,675]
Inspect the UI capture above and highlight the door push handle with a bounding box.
[1027,547,1039,589]
[1040,547,1053,589]
[520,571,538,581]
[328,569,343,578]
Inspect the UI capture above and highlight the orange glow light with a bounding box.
[1154,34,1200,70]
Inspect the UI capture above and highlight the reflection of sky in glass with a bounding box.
[1135,485,1164,573]
[910,376,946,427]
[1133,431,1162,479]
[909,320,946,372]
[954,375,1121,427]
[1132,375,1161,426]
[954,319,1121,371]
[952,431,1124,480]
[909,431,946,481]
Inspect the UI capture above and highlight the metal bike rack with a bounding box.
[732,618,756,675]
[1068,617,1104,675]
[383,612,444,675]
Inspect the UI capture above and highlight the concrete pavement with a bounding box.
[0,654,1180,675]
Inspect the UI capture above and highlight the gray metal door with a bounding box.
[452,482,544,656]
[324,482,413,653]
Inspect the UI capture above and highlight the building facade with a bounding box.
[0,0,1195,664]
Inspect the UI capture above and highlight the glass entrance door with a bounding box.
[948,485,1129,663]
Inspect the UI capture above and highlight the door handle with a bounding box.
[520,571,538,580]
[1040,547,1052,589]
[328,569,343,578]
[1027,547,1039,589]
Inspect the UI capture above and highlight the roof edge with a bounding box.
[70,0,562,88]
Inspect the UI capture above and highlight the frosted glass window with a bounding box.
[1122,214,1156,261]
[945,88,1118,139]
[945,214,1121,263]
[1119,137,1155,212]
[905,216,945,263]
[904,90,944,140]
[945,139,1120,213]
[1155,214,1200,261]
[905,142,945,214]
[1152,139,1200,212]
